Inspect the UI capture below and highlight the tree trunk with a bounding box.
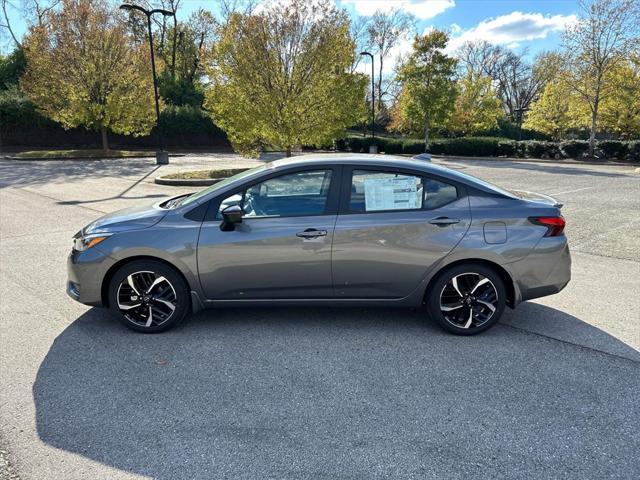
[101,127,109,151]
[423,119,430,152]
[285,147,292,157]
[588,104,598,158]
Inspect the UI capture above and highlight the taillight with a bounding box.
[529,216,566,237]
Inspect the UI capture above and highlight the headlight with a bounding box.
[73,233,111,251]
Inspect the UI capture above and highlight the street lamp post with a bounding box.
[515,105,529,142]
[359,51,376,154]
[120,3,174,165]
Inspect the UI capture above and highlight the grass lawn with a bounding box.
[13,149,156,159]
[162,168,248,180]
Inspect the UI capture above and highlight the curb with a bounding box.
[155,176,225,187]
[3,153,186,161]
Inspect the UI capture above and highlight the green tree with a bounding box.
[447,74,503,136]
[20,0,157,150]
[156,8,216,107]
[562,0,640,156]
[523,77,582,140]
[204,0,366,156]
[599,56,640,138]
[0,48,26,89]
[389,30,457,148]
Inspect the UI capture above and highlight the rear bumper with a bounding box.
[67,248,116,307]
[510,236,571,304]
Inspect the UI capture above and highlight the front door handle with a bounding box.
[429,217,460,226]
[296,228,328,239]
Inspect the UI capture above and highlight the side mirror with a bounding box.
[220,204,243,231]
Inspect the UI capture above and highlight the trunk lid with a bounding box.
[511,190,563,208]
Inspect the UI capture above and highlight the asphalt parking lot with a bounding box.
[1,154,639,479]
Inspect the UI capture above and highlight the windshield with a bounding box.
[180,164,271,207]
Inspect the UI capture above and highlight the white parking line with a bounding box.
[548,186,594,196]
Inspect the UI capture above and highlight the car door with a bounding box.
[331,166,471,298]
[197,167,341,300]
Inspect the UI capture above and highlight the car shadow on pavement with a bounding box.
[33,304,639,479]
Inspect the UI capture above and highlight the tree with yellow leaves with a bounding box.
[204,0,367,157]
[20,0,157,150]
[446,74,503,136]
[599,56,640,139]
[523,75,582,140]
[525,56,640,140]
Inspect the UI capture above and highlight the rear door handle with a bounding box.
[296,228,328,238]
[429,217,460,226]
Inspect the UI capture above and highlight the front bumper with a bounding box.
[67,247,116,307]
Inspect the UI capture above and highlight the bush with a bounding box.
[624,141,639,163]
[380,137,403,154]
[497,140,517,157]
[427,141,446,155]
[335,137,348,151]
[523,140,561,159]
[0,85,51,131]
[333,135,639,163]
[427,137,504,157]
[560,140,589,159]
[402,139,426,154]
[158,105,225,137]
[597,140,629,159]
[347,135,370,153]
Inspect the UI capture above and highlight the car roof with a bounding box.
[269,153,511,196]
[271,153,432,170]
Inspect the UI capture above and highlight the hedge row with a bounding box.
[336,136,640,162]
[1,90,230,148]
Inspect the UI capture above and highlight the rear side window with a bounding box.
[423,178,458,210]
[349,170,458,213]
[350,170,423,212]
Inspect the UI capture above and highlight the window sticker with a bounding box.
[363,175,420,211]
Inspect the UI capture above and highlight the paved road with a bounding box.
[1,155,639,479]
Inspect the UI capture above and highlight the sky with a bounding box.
[1,0,580,63]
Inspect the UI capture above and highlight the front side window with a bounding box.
[219,169,333,218]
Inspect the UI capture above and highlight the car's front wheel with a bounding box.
[108,260,190,333]
[426,263,506,335]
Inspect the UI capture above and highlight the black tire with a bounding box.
[108,260,191,333]
[426,263,506,335]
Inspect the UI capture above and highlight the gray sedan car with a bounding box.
[67,154,570,335]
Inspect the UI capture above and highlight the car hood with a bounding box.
[511,190,563,208]
[83,201,168,234]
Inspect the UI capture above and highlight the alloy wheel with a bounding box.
[116,270,177,328]
[439,272,499,330]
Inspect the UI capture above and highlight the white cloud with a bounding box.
[446,11,577,52]
[342,0,455,19]
[450,23,462,33]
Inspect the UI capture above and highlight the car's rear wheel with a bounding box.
[426,263,505,335]
[108,260,190,333]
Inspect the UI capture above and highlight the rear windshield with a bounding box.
[446,169,518,198]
